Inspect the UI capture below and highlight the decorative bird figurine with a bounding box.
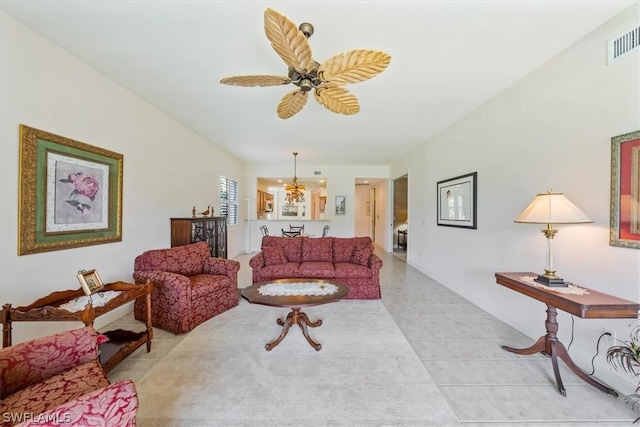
[199,205,210,217]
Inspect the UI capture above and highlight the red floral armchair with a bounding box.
[133,241,240,334]
[0,326,138,426]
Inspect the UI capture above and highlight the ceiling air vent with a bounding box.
[608,24,640,63]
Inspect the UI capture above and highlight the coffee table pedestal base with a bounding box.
[266,308,322,351]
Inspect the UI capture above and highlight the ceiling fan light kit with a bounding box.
[220,8,391,119]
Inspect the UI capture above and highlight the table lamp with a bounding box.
[514,190,593,287]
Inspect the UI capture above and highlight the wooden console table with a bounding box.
[495,272,640,397]
[1,281,153,374]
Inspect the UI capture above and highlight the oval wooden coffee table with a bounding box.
[241,278,348,351]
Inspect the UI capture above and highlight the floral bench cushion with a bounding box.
[14,380,138,427]
[0,327,100,398]
[1,360,109,422]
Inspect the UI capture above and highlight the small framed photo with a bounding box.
[437,172,477,229]
[335,195,346,215]
[77,269,105,296]
[281,205,298,217]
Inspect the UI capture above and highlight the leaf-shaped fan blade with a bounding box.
[318,49,391,85]
[277,90,308,119]
[313,86,360,116]
[264,8,313,74]
[220,75,291,87]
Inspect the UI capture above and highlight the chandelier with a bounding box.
[285,152,306,205]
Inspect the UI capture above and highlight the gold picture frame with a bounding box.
[18,125,123,255]
[610,130,640,249]
[76,269,105,296]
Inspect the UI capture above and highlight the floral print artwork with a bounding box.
[53,160,104,225]
[59,173,99,214]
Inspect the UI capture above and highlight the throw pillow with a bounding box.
[263,246,288,266]
[350,242,372,267]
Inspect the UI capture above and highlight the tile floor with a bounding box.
[106,249,638,426]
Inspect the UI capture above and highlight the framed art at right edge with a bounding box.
[610,130,640,249]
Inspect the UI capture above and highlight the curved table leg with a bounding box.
[502,335,546,355]
[298,321,321,351]
[266,308,324,351]
[266,311,295,351]
[300,311,322,328]
[555,340,618,396]
[501,304,617,397]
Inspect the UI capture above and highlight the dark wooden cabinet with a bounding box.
[171,217,227,258]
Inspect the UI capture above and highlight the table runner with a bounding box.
[258,282,338,296]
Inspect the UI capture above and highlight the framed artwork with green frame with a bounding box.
[18,125,123,255]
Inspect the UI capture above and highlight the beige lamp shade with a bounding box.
[514,191,593,225]
[514,190,592,287]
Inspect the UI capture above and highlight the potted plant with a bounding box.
[607,323,640,423]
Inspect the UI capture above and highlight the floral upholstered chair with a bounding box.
[133,241,240,334]
[0,326,138,426]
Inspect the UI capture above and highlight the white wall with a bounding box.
[0,13,246,342]
[391,4,640,393]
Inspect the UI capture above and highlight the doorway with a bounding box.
[354,181,373,238]
[392,175,408,261]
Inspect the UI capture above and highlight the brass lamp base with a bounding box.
[534,274,568,287]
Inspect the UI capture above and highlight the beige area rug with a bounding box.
[135,299,460,426]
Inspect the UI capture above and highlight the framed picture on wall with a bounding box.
[436,172,477,229]
[18,125,123,255]
[610,130,640,248]
[282,205,298,217]
[335,195,346,215]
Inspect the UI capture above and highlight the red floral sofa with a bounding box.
[133,241,240,334]
[250,236,383,299]
[0,326,138,427]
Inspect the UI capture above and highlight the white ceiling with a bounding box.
[1,1,635,166]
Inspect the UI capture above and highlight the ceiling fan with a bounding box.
[220,8,391,119]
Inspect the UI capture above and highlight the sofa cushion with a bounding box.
[301,237,333,262]
[134,242,208,276]
[298,262,336,278]
[334,262,373,279]
[332,237,372,263]
[263,246,288,266]
[262,236,302,263]
[258,263,302,281]
[1,360,109,422]
[190,274,232,299]
[351,242,373,266]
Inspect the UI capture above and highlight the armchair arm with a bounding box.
[0,327,99,399]
[15,380,138,427]
[133,270,192,308]
[368,254,383,272]
[133,270,191,291]
[203,258,240,279]
[249,252,265,270]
